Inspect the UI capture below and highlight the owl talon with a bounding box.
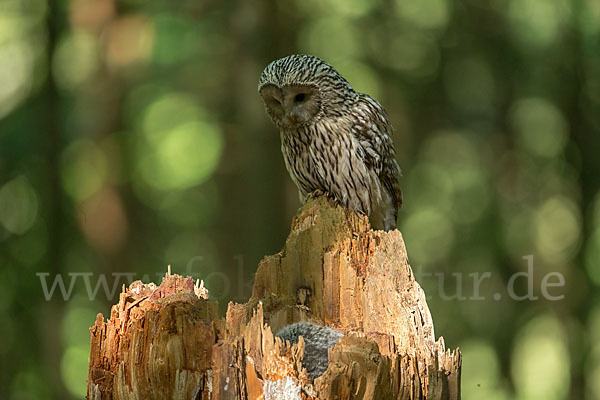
[307,189,325,200]
[329,195,342,207]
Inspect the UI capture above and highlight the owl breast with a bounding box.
[280,116,396,230]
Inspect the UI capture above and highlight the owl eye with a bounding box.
[295,93,306,102]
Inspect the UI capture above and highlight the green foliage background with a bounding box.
[0,0,599,398]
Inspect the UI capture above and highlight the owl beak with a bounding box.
[288,109,299,124]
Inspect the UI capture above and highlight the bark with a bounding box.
[87,197,461,399]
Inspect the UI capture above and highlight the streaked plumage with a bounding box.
[258,54,402,231]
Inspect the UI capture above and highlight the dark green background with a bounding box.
[1,0,599,398]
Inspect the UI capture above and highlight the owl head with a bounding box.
[258,55,357,129]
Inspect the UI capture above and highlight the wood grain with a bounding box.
[87,197,461,399]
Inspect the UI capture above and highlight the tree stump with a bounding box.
[87,197,461,399]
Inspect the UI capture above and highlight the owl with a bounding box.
[258,54,402,231]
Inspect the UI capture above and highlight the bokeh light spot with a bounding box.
[1,0,47,28]
[53,31,99,90]
[139,121,223,190]
[294,0,376,17]
[69,0,115,30]
[535,196,581,264]
[422,131,481,168]
[0,175,39,235]
[511,314,570,400]
[0,41,34,119]
[142,92,202,141]
[61,140,108,201]
[586,345,600,400]
[461,339,509,400]
[335,60,380,99]
[401,207,454,265]
[451,168,491,224]
[78,187,129,254]
[579,0,600,36]
[510,97,569,158]
[508,0,569,48]
[405,163,453,211]
[61,303,99,397]
[385,32,440,80]
[137,92,223,191]
[395,0,450,30]
[419,132,491,224]
[62,306,98,348]
[298,18,362,63]
[105,15,154,69]
[61,346,90,397]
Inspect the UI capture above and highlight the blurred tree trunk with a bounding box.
[42,1,68,397]
[218,0,302,306]
[87,198,461,399]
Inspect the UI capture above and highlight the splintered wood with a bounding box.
[87,197,461,399]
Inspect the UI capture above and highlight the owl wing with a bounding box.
[351,94,403,212]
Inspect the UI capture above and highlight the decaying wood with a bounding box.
[87,197,461,399]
